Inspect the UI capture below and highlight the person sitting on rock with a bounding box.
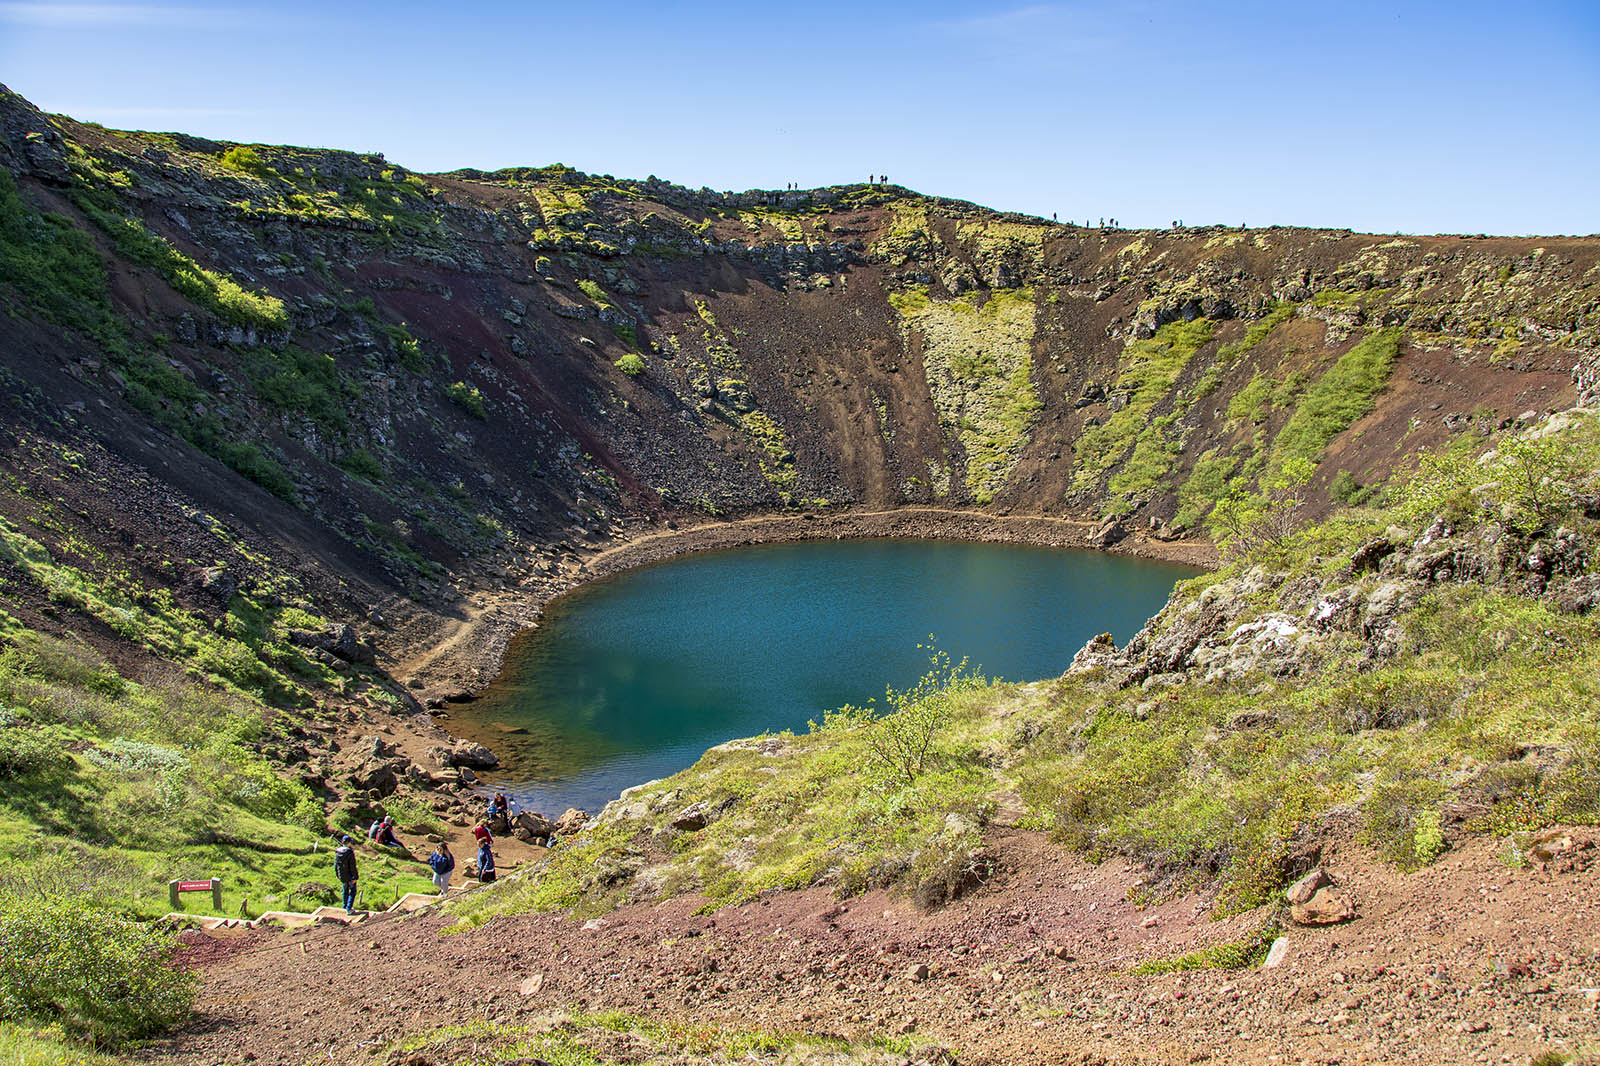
[491,792,511,824]
[373,816,404,851]
[427,841,455,895]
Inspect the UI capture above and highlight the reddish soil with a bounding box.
[158,828,1600,1066]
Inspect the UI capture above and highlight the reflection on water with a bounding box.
[451,539,1199,815]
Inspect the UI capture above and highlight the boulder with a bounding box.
[346,757,404,798]
[515,811,556,837]
[671,802,710,832]
[554,808,588,834]
[328,624,378,667]
[1290,886,1355,926]
[1089,518,1126,548]
[1285,867,1330,905]
[1068,632,1117,674]
[447,740,499,769]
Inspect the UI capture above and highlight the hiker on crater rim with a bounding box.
[333,835,359,914]
[428,841,455,895]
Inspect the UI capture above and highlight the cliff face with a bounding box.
[1,84,1597,628]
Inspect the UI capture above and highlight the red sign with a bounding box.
[175,881,213,892]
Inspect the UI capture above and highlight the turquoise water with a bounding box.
[455,539,1199,815]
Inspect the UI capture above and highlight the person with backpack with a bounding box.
[476,837,496,884]
[333,835,359,914]
[428,841,455,895]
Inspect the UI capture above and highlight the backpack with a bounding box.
[333,845,356,883]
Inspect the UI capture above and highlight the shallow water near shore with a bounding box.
[453,539,1199,815]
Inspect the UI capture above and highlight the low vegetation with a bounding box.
[1074,319,1215,501]
[0,894,194,1047]
[891,286,1041,503]
[392,1012,924,1066]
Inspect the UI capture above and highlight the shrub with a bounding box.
[1329,469,1372,506]
[338,448,385,482]
[219,146,270,176]
[0,894,195,1047]
[445,381,486,419]
[0,725,63,779]
[614,352,646,377]
[814,640,985,788]
[1208,456,1315,560]
[1362,775,1447,869]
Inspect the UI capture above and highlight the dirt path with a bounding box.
[160,828,1600,1066]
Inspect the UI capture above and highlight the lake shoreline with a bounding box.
[409,508,1217,714]
[426,512,1213,806]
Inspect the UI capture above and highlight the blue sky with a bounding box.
[3,1,1597,235]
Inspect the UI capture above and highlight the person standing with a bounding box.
[428,841,455,895]
[333,835,359,914]
[477,837,497,885]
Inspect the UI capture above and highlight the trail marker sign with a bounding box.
[169,878,222,911]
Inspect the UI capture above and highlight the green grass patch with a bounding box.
[1268,329,1401,476]
[445,381,487,419]
[72,190,287,330]
[1073,319,1215,494]
[1130,923,1279,974]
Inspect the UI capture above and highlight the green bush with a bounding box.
[0,725,63,779]
[219,146,271,176]
[338,448,386,482]
[1329,469,1372,506]
[614,352,646,377]
[445,381,487,419]
[0,894,195,1047]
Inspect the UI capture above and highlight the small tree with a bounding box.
[1208,456,1315,560]
[815,640,985,788]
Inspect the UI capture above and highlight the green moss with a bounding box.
[892,287,1040,503]
[219,145,271,177]
[72,192,287,330]
[1073,319,1215,494]
[576,278,612,308]
[1268,329,1401,475]
[0,170,126,349]
[389,1013,921,1066]
[1130,923,1279,974]
[1216,302,1295,364]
